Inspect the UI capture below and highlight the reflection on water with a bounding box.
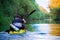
[32,24,50,34]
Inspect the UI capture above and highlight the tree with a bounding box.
[49,0,60,23]
[0,0,42,31]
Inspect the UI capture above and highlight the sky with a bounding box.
[35,0,50,13]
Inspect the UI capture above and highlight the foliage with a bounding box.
[0,0,42,31]
[49,0,60,23]
[50,8,60,23]
[49,0,60,8]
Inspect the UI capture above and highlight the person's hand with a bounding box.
[22,19,26,23]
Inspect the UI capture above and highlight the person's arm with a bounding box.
[22,19,26,23]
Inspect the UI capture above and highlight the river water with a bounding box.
[0,24,60,40]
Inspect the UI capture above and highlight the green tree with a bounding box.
[0,0,43,31]
[50,8,60,23]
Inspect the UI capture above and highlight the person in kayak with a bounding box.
[10,15,26,31]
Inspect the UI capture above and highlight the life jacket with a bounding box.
[12,18,23,28]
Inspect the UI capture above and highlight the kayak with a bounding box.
[9,29,26,34]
